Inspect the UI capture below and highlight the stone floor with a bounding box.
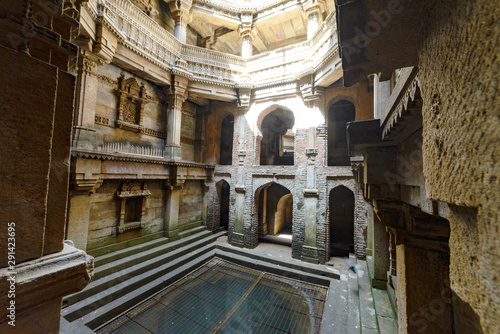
[215,236,398,334]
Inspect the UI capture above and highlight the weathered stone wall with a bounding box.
[322,79,373,123]
[178,180,203,230]
[181,101,197,161]
[87,180,165,250]
[418,1,499,331]
[95,64,166,151]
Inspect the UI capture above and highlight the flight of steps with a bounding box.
[60,227,227,333]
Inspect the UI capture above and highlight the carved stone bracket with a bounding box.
[164,179,185,190]
[72,178,103,195]
[374,200,450,252]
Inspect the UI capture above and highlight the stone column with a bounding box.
[67,177,103,251]
[302,127,320,263]
[164,179,184,240]
[231,107,248,247]
[239,11,254,58]
[303,0,325,40]
[164,70,190,160]
[72,51,101,150]
[201,180,209,225]
[371,210,390,289]
[168,0,192,43]
[66,158,102,250]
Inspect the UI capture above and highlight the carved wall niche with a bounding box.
[115,73,151,132]
[116,181,151,233]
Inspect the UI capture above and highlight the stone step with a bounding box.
[215,248,333,287]
[63,230,226,310]
[65,249,217,332]
[87,231,165,259]
[93,227,212,280]
[93,225,208,268]
[215,243,340,280]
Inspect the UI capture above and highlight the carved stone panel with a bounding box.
[115,73,151,132]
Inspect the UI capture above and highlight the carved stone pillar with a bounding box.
[67,171,103,251]
[201,180,210,225]
[231,107,249,248]
[303,0,325,40]
[165,66,191,160]
[302,127,319,263]
[72,51,101,150]
[164,179,185,240]
[168,0,192,43]
[239,11,254,58]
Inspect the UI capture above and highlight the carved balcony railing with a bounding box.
[99,142,164,158]
[87,0,339,89]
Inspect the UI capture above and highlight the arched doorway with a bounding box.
[328,100,355,166]
[219,114,234,165]
[256,183,293,246]
[260,109,294,165]
[217,180,230,230]
[329,186,355,257]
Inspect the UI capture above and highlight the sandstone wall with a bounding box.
[179,180,203,230]
[87,180,165,250]
[418,1,499,331]
[181,101,198,161]
[94,64,166,151]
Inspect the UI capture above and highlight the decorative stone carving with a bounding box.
[116,181,151,233]
[115,73,151,132]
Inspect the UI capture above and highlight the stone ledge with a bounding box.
[0,241,93,319]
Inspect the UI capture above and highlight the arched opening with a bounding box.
[328,100,355,166]
[260,109,294,165]
[219,114,234,165]
[217,180,230,230]
[329,186,355,257]
[257,183,293,246]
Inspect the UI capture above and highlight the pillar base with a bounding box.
[371,278,387,290]
[165,228,179,240]
[301,245,319,264]
[231,232,245,248]
[164,145,181,160]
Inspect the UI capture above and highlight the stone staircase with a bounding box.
[60,232,397,334]
[60,227,227,333]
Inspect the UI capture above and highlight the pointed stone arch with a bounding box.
[329,185,355,257]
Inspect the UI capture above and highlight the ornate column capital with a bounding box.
[72,178,103,195]
[164,179,185,190]
[302,0,326,16]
